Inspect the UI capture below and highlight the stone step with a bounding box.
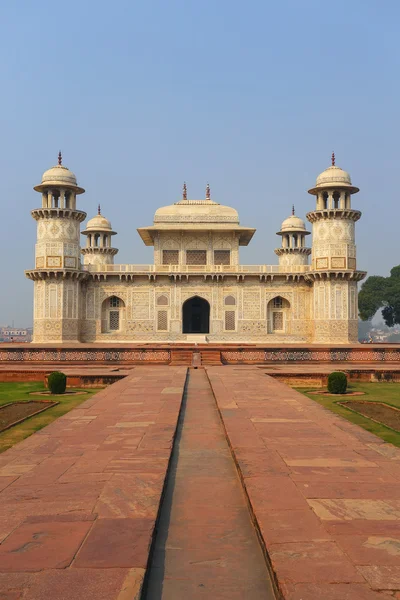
[170,350,193,365]
[200,350,222,365]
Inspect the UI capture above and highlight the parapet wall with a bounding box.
[1,343,400,365]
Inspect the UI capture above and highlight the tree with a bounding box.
[359,266,400,326]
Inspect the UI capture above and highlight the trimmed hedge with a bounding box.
[48,371,67,395]
[327,371,347,394]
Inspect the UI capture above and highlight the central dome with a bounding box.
[154,198,239,224]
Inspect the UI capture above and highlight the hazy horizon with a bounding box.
[1,0,399,326]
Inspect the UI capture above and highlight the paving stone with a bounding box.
[74,518,153,568]
[0,477,17,493]
[0,520,92,572]
[308,498,400,521]
[245,476,309,511]
[334,534,400,565]
[24,568,144,600]
[257,509,331,544]
[357,565,400,590]
[297,481,400,499]
[282,582,389,599]
[0,573,33,600]
[94,472,165,518]
[269,540,364,583]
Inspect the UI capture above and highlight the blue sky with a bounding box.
[0,0,398,326]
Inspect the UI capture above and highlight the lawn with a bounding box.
[0,381,102,453]
[298,382,400,447]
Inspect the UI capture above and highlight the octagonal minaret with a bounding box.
[81,205,118,267]
[275,207,311,267]
[26,153,87,342]
[307,153,366,343]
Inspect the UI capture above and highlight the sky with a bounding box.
[0,0,398,326]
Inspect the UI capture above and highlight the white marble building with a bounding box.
[26,153,365,344]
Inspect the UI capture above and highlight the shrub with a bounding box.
[48,371,67,394]
[327,371,347,394]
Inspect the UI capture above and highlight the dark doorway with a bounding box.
[182,296,210,334]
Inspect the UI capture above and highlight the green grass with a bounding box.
[0,382,102,453]
[298,382,400,448]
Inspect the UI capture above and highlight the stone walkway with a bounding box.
[207,366,400,599]
[1,365,400,599]
[0,366,187,599]
[143,368,275,599]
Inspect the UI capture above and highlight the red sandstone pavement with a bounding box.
[0,366,187,600]
[207,366,400,599]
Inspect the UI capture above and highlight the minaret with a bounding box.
[307,153,365,343]
[81,205,118,267]
[274,206,311,267]
[26,153,87,342]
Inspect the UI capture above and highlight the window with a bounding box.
[225,311,236,331]
[186,250,207,265]
[214,250,230,265]
[102,296,125,333]
[163,250,179,265]
[109,310,120,330]
[272,312,284,331]
[323,192,328,210]
[268,296,290,334]
[157,310,168,331]
[225,295,236,306]
[157,295,169,306]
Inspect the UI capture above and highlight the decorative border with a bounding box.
[0,350,171,363]
[222,348,400,363]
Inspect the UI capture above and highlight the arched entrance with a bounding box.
[182,296,210,334]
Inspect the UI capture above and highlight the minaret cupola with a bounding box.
[308,152,359,211]
[33,151,85,210]
[274,207,311,267]
[81,205,118,266]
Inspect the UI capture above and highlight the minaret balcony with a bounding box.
[306,208,361,223]
[31,208,87,223]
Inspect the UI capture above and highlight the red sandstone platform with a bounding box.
[0,366,187,599]
[1,365,400,598]
[207,366,400,599]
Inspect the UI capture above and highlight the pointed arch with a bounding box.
[182,296,210,334]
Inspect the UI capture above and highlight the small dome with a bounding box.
[315,165,352,188]
[34,154,85,194]
[41,165,78,187]
[280,214,306,232]
[85,213,112,231]
[308,156,359,195]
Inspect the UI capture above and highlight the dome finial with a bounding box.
[58,151,62,166]
[206,183,211,200]
[182,182,187,201]
[331,151,335,166]
[98,204,101,215]
[292,204,295,216]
